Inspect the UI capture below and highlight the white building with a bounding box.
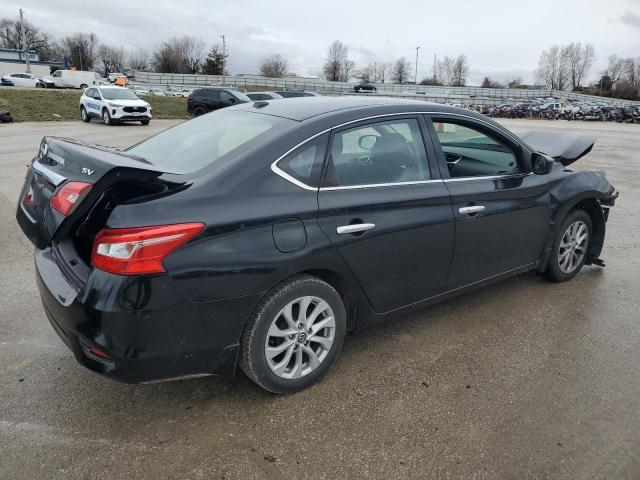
[0,48,60,77]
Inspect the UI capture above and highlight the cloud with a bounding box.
[621,10,640,30]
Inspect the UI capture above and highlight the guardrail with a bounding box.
[132,71,640,106]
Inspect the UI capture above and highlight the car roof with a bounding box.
[232,95,473,121]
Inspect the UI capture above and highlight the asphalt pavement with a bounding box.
[0,118,639,479]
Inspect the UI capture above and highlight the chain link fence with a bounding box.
[132,71,640,106]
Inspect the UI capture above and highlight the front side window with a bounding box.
[432,121,519,178]
[52,71,61,77]
[324,118,430,187]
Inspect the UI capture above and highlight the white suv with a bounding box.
[80,86,152,125]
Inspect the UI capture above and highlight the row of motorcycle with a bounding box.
[471,103,640,123]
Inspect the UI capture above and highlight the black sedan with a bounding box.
[16,98,617,393]
[353,82,377,92]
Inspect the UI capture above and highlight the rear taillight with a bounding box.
[91,223,205,275]
[50,181,92,216]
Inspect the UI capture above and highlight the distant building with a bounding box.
[0,48,62,77]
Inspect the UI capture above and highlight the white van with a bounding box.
[44,70,103,89]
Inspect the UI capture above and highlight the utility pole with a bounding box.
[220,35,226,85]
[433,53,437,82]
[19,8,31,73]
[414,47,420,84]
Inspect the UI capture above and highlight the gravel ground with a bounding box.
[0,118,639,479]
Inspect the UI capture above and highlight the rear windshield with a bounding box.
[127,110,287,174]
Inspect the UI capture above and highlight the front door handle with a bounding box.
[337,223,376,235]
[459,205,485,215]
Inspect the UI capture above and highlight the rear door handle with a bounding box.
[459,205,485,215]
[337,223,376,235]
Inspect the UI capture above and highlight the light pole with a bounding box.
[19,9,31,73]
[220,35,226,85]
[414,46,420,84]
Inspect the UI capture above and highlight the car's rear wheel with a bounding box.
[80,84,88,89]
[192,106,206,117]
[102,108,112,125]
[80,106,90,123]
[240,275,346,394]
[545,209,592,282]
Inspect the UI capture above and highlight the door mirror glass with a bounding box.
[358,135,377,151]
[532,152,554,175]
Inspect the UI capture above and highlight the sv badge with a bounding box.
[82,167,95,176]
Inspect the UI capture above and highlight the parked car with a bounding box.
[129,85,149,96]
[43,70,102,89]
[246,91,284,101]
[186,87,251,116]
[108,72,126,83]
[0,72,47,88]
[15,98,617,393]
[353,82,377,92]
[275,90,320,98]
[79,86,152,125]
[148,87,166,96]
[164,86,189,97]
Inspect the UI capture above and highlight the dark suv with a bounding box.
[187,88,251,116]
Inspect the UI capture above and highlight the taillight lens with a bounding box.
[50,181,92,216]
[91,223,205,275]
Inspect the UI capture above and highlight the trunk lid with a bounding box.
[16,136,177,250]
[517,131,596,166]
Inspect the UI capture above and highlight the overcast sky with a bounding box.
[3,0,640,84]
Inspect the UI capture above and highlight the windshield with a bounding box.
[101,88,140,100]
[229,90,252,102]
[127,110,288,174]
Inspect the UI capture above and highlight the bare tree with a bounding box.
[0,17,51,58]
[451,54,469,86]
[392,57,412,84]
[437,56,456,86]
[98,45,126,76]
[60,33,99,70]
[565,42,596,90]
[535,45,571,90]
[152,36,205,74]
[323,40,354,82]
[260,54,288,78]
[127,49,150,71]
[601,55,625,86]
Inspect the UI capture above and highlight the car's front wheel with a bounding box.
[240,275,346,393]
[102,108,113,125]
[545,209,592,282]
[80,106,90,123]
[140,118,150,125]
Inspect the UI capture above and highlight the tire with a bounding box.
[192,106,206,117]
[545,209,592,282]
[80,106,90,123]
[102,108,112,125]
[140,118,150,125]
[240,275,346,394]
[80,84,88,89]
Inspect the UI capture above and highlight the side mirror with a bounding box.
[532,152,555,175]
[358,135,377,151]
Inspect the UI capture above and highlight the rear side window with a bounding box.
[276,133,328,188]
[128,111,290,174]
[324,118,430,187]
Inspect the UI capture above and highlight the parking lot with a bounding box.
[0,118,639,479]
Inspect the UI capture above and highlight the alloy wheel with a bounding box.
[264,296,335,380]
[558,220,588,274]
